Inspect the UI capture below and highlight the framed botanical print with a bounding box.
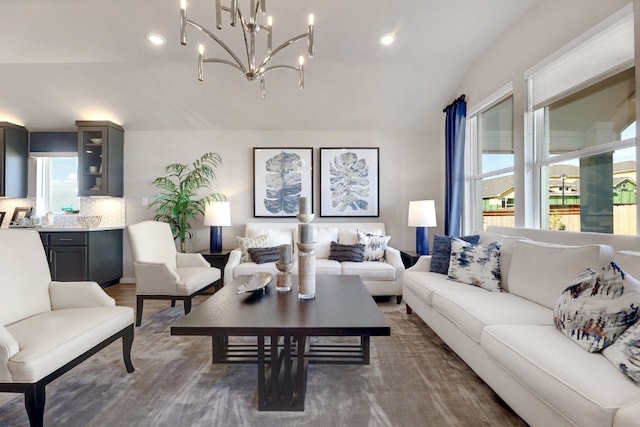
[319,147,379,217]
[253,147,313,217]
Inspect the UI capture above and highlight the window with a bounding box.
[466,93,515,232]
[35,156,79,216]
[534,67,635,235]
[526,7,635,235]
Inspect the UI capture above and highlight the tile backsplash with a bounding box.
[0,197,125,228]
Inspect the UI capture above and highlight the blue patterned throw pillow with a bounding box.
[447,238,502,292]
[430,234,480,275]
[357,230,390,262]
[554,262,640,353]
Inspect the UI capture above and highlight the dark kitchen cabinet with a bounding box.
[76,121,124,197]
[0,122,28,198]
[39,229,123,287]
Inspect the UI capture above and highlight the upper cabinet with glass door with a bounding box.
[76,121,124,197]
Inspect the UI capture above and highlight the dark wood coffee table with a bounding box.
[170,274,390,411]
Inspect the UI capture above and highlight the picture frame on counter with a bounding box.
[10,207,32,225]
[253,147,313,218]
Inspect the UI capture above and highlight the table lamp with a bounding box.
[408,200,437,255]
[204,201,231,253]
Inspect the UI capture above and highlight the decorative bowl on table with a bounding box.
[77,215,102,228]
[89,138,102,144]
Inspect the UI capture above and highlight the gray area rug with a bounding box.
[0,300,526,426]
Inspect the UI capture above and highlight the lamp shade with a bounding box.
[204,201,231,226]
[408,200,437,227]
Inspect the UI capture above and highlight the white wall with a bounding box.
[457,0,632,229]
[122,130,440,279]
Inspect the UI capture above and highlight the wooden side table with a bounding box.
[199,250,231,293]
[399,250,421,269]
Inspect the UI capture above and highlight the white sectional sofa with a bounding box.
[224,222,404,301]
[403,226,640,427]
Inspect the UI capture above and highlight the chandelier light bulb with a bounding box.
[308,14,314,26]
[299,56,304,66]
[180,0,186,11]
[268,16,272,27]
[198,44,204,55]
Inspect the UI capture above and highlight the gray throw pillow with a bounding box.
[328,241,365,262]
[248,246,280,264]
[430,234,480,274]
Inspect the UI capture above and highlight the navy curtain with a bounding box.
[443,94,467,237]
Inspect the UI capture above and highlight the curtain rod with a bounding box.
[443,94,466,112]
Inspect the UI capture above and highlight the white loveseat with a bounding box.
[403,226,640,427]
[225,222,404,302]
[0,230,135,426]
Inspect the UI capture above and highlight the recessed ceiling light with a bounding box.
[380,33,395,46]
[146,33,166,45]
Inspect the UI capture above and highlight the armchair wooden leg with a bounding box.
[122,325,135,373]
[171,299,176,307]
[25,382,45,427]
[396,296,402,304]
[406,304,413,314]
[184,298,192,315]
[135,296,144,327]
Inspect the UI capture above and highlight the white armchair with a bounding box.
[127,220,221,326]
[0,229,134,427]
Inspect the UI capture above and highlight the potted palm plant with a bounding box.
[151,152,226,252]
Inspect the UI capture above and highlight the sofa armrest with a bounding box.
[0,326,19,381]
[176,252,210,268]
[49,281,116,309]
[407,255,432,272]
[134,262,180,295]
[615,399,640,427]
[384,247,404,270]
[224,248,242,285]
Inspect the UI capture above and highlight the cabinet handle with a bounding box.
[59,238,73,241]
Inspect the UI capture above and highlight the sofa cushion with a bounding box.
[508,240,613,309]
[357,230,390,261]
[430,234,480,275]
[554,262,640,352]
[479,231,530,292]
[175,267,221,295]
[603,320,640,384]
[482,324,640,427]
[248,246,280,264]
[236,234,270,262]
[342,261,396,281]
[246,227,293,248]
[315,259,342,275]
[403,270,485,307]
[329,242,365,262]
[432,290,552,343]
[447,239,502,292]
[314,227,339,259]
[6,306,133,382]
[614,250,640,279]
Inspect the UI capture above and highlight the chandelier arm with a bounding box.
[262,64,299,74]
[235,9,253,72]
[186,19,247,73]
[203,58,245,73]
[258,33,309,69]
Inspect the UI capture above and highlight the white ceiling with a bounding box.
[0,0,540,132]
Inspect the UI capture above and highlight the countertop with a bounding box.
[9,226,125,232]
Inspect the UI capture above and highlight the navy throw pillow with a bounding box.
[429,234,480,274]
[328,241,365,262]
[248,246,280,264]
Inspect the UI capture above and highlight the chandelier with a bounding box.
[179,0,315,98]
